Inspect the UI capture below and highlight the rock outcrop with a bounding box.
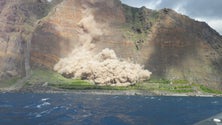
[0,0,222,88]
[0,0,62,80]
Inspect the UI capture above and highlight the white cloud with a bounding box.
[173,3,187,15]
[144,0,162,10]
[195,18,222,34]
[47,0,53,2]
[172,2,222,35]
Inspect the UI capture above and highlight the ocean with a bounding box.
[0,92,222,125]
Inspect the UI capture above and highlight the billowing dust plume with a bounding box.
[54,48,151,86]
[54,8,151,86]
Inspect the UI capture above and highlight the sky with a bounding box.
[121,0,222,35]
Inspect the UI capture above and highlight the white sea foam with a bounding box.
[41,98,50,102]
[37,102,51,108]
[35,114,42,118]
[211,101,218,104]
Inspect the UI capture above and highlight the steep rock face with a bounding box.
[31,0,129,69]
[121,6,222,88]
[145,9,222,88]
[0,0,61,80]
[0,0,222,88]
[0,0,33,80]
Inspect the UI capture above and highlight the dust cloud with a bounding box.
[53,8,151,86]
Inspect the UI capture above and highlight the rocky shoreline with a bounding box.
[1,84,155,96]
[0,84,221,97]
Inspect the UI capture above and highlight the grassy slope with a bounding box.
[0,78,20,88]
[25,68,92,86]
[20,69,222,95]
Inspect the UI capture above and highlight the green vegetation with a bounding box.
[144,78,222,94]
[52,83,133,90]
[149,11,160,23]
[121,4,160,50]
[172,79,189,84]
[148,78,170,84]
[200,85,222,94]
[25,69,134,90]
[21,69,222,95]
[25,68,92,86]
[122,4,159,29]
[0,77,19,88]
[142,80,194,93]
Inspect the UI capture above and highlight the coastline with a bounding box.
[1,69,220,97]
[0,85,220,97]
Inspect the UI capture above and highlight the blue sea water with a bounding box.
[0,93,222,125]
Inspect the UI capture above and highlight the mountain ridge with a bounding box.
[0,0,222,88]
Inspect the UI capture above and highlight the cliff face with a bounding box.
[31,0,127,69]
[0,0,62,80]
[0,0,222,88]
[145,9,222,87]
